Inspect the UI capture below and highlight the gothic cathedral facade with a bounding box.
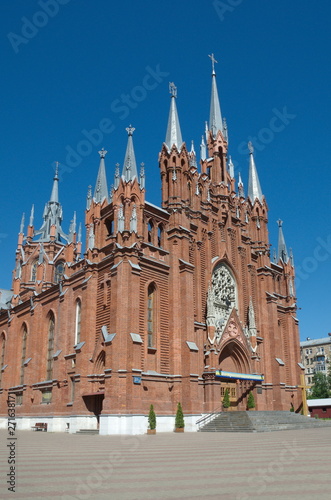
[0,62,303,434]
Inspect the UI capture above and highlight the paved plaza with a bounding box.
[0,427,330,499]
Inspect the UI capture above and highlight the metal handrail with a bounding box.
[196,404,224,428]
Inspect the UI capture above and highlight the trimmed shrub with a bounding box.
[175,402,185,428]
[223,389,230,409]
[247,391,255,409]
[148,404,156,430]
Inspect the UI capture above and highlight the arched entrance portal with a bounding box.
[218,341,253,411]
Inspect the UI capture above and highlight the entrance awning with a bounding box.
[215,370,264,381]
[82,391,105,397]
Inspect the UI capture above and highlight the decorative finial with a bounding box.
[169,82,177,98]
[126,125,135,136]
[208,53,218,74]
[98,148,107,158]
[248,141,254,154]
[277,219,283,227]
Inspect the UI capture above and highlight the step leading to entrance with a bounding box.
[198,411,331,433]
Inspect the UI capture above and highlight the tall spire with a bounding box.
[208,54,223,138]
[122,126,138,182]
[165,82,183,152]
[93,149,109,203]
[34,165,68,243]
[247,142,263,203]
[50,162,60,203]
[277,220,289,263]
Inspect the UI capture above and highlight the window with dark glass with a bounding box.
[54,262,65,283]
[75,300,81,345]
[20,325,28,386]
[147,285,156,348]
[31,261,38,281]
[46,314,55,380]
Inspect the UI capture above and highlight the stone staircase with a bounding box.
[198,411,331,433]
[75,429,99,435]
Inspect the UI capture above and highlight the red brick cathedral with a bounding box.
[0,60,303,434]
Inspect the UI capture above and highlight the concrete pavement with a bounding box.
[0,427,330,499]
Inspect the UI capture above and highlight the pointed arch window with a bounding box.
[46,313,55,380]
[0,333,6,387]
[157,225,164,248]
[20,324,28,386]
[188,182,192,205]
[148,220,153,243]
[74,299,81,346]
[147,284,157,348]
[54,262,65,284]
[31,260,38,282]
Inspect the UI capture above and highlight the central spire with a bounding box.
[208,53,223,138]
[34,164,68,243]
[165,82,183,152]
[93,148,109,203]
[122,125,138,182]
[247,142,263,203]
[50,162,60,203]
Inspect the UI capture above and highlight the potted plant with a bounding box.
[147,404,156,434]
[222,388,230,411]
[175,402,185,432]
[247,391,255,410]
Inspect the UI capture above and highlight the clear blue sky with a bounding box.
[0,0,330,340]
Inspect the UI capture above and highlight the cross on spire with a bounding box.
[169,82,177,98]
[208,53,218,74]
[98,148,107,159]
[126,125,135,136]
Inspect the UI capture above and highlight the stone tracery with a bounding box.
[206,264,237,344]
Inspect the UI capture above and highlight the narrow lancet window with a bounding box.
[46,313,55,380]
[147,284,156,348]
[75,299,81,345]
[20,324,28,386]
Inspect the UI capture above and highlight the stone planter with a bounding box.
[174,427,184,432]
[147,428,156,434]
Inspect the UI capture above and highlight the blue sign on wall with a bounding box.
[133,376,141,384]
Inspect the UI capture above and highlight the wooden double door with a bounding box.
[221,381,238,411]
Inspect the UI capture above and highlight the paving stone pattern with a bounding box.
[0,428,330,499]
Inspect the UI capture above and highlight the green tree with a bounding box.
[327,357,331,390]
[309,372,330,399]
[175,402,185,428]
[222,388,230,409]
[148,404,156,430]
